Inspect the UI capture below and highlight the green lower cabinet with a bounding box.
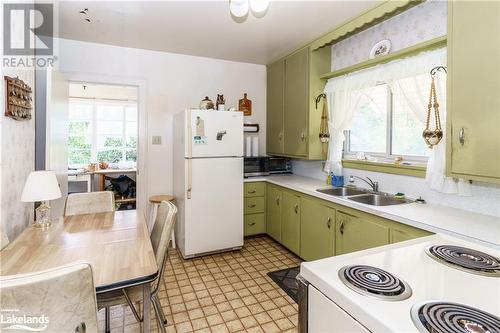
[335,211,390,256]
[266,184,282,242]
[244,197,265,214]
[281,190,301,255]
[244,213,266,236]
[390,224,432,243]
[300,197,335,261]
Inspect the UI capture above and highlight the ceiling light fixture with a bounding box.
[229,0,249,18]
[249,0,269,14]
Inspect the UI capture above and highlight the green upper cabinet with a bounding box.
[266,46,331,160]
[335,211,390,256]
[266,184,282,242]
[284,49,309,157]
[266,60,285,155]
[447,1,500,184]
[281,190,301,255]
[300,196,335,261]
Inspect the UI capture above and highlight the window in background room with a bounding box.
[346,78,429,160]
[68,99,138,168]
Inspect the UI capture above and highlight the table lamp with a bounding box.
[21,171,62,228]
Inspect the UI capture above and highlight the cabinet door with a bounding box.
[390,224,432,244]
[300,197,335,261]
[284,48,309,157]
[281,190,301,255]
[448,1,500,181]
[266,185,282,241]
[335,212,389,255]
[267,60,285,155]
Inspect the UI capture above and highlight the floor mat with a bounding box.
[267,266,300,303]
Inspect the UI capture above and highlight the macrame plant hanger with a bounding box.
[422,66,446,148]
[316,93,330,154]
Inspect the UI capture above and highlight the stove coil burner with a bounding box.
[411,301,500,333]
[338,265,412,301]
[426,245,500,277]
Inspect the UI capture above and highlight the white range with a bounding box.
[298,234,500,333]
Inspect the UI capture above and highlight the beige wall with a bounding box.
[58,38,266,201]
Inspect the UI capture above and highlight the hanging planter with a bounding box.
[316,93,330,143]
[423,67,445,148]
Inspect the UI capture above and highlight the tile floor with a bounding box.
[98,236,302,333]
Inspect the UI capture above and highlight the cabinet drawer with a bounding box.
[244,213,266,236]
[244,197,265,214]
[244,182,265,197]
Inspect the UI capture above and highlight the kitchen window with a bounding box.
[68,99,138,168]
[345,75,430,162]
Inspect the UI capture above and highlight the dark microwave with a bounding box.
[244,157,269,177]
[244,156,291,178]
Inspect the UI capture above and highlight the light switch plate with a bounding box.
[152,136,162,145]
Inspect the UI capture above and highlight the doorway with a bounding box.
[68,82,139,211]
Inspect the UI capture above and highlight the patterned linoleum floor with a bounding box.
[98,236,302,333]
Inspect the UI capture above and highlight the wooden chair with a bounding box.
[65,191,115,216]
[0,263,98,332]
[97,201,177,333]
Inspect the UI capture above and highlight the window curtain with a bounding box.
[324,47,471,195]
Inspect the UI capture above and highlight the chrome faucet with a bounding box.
[349,175,379,192]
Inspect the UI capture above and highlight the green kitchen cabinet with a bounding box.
[390,224,432,244]
[335,211,390,255]
[300,196,335,261]
[266,46,331,160]
[244,197,265,215]
[266,60,285,155]
[244,182,266,198]
[447,1,500,184]
[266,184,282,242]
[281,190,301,255]
[244,182,266,237]
[244,213,266,236]
[284,49,309,157]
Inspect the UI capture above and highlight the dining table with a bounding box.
[0,209,158,333]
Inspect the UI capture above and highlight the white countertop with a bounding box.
[244,174,500,247]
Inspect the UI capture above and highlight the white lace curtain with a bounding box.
[324,48,471,195]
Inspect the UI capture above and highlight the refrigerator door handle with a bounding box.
[187,158,192,199]
[187,109,193,158]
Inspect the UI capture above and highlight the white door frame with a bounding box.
[61,71,148,215]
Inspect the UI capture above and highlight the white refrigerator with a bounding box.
[173,109,244,258]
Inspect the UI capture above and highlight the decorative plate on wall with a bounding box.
[370,39,392,59]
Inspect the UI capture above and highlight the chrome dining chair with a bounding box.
[97,201,177,333]
[0,263,98,332]
[64,191,115,216]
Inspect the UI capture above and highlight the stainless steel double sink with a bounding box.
[316,187,411,206]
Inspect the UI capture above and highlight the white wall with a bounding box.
[58,38,266,198]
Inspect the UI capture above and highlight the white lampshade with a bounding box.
[249,0,269,14]
[230,0,249,18]
[21,171,62,202]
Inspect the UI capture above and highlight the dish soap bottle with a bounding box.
[331,163,344,187]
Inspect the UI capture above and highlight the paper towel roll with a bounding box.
[252,136,259,157]
[246,137,252,157]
